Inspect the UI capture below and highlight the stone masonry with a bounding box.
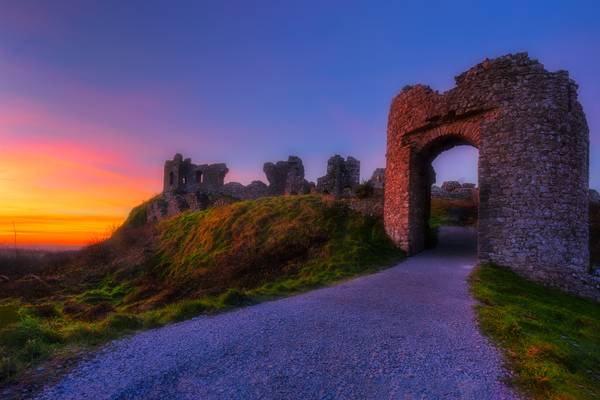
[163,153,228,194]
[384,53,596,300]
[149,154,355,222]
[369,168,386,190]
[316,155,360,197]
[431,181,478,202]
[263,156,312,195]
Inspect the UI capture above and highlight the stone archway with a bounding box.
[384,53,592,296]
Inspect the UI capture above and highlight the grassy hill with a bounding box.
[0,195,404,384]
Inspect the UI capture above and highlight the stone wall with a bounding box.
[149,154,364,223]
[384,53,596,300]
[163,154,228,194]
[263,156,313,195]
[431,181,478,202]
[590,189,600,204]
[316,155,360,197]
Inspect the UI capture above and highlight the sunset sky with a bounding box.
[1,0,599,249]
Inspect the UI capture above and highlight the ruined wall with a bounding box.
[316,155,360,197]
[369,168,385,190]
[385,53,595,299]
[263,156,312,195]
[152,154,317,222]
[163,154,228,193]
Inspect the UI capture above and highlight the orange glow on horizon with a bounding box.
[0,101,160,249]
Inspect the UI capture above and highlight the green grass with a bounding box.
[470,264,600,400]
[0,195,404,385]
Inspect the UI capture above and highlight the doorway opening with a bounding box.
[421,140,479,249]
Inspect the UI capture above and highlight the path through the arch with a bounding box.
[37,227,519,400]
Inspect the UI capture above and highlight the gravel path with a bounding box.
[36,227,519,400]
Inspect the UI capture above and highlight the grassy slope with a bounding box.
[0,195,404,384]
[470,264,600,400]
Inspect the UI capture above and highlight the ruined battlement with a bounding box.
[153,153,374,223]
[316,155,360,197]
[163,153,229,194]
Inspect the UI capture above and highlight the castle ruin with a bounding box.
[316,155,360,197]
[148,153,369,222]
[163,154,228,194]
[384,53,594,299]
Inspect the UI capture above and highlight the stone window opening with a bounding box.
[169,172,174,186]
[182,177,187,185]
[196,170,203,184]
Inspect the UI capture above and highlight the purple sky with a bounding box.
[1,0,599,192]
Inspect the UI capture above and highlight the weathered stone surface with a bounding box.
[147,192,210,222]
[385,53,594,300]
[244,180,270,199]
[369,168,386,190]
[432,181,478,201]
[222,181,269,199]
[590,189,600,204]
[221,182,245,199]
[263,156,311,195]
[316,155,360,197]
[150,154,273,221]
[441,181,461,192]
[163,153,228,193]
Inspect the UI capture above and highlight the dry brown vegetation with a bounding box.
[0,195,404,385]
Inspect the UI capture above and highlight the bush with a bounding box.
[0,353,18,381]
[0,316,62,348]
[77,281,131,305]
[104,313,143,331]
[168,300,209,322]
[355,182,374,199]
[218,289,254,307]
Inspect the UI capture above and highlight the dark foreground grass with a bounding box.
[470,264,600,400]
[0,195,404,385]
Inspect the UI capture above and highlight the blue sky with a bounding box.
[1,0,599,212]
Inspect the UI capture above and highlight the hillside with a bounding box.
[0,195,404,384]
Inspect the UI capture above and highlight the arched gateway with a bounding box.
[384,53,595,298]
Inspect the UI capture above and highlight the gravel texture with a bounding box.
[36,227,519,400]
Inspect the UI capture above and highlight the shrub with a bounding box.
[77,281,131,305]
[0,353,18,381]
[0,316,61,348]
[168,300,209,322]
[104,313,143,331]
[218,289,254,307]
[355,182,374,199]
